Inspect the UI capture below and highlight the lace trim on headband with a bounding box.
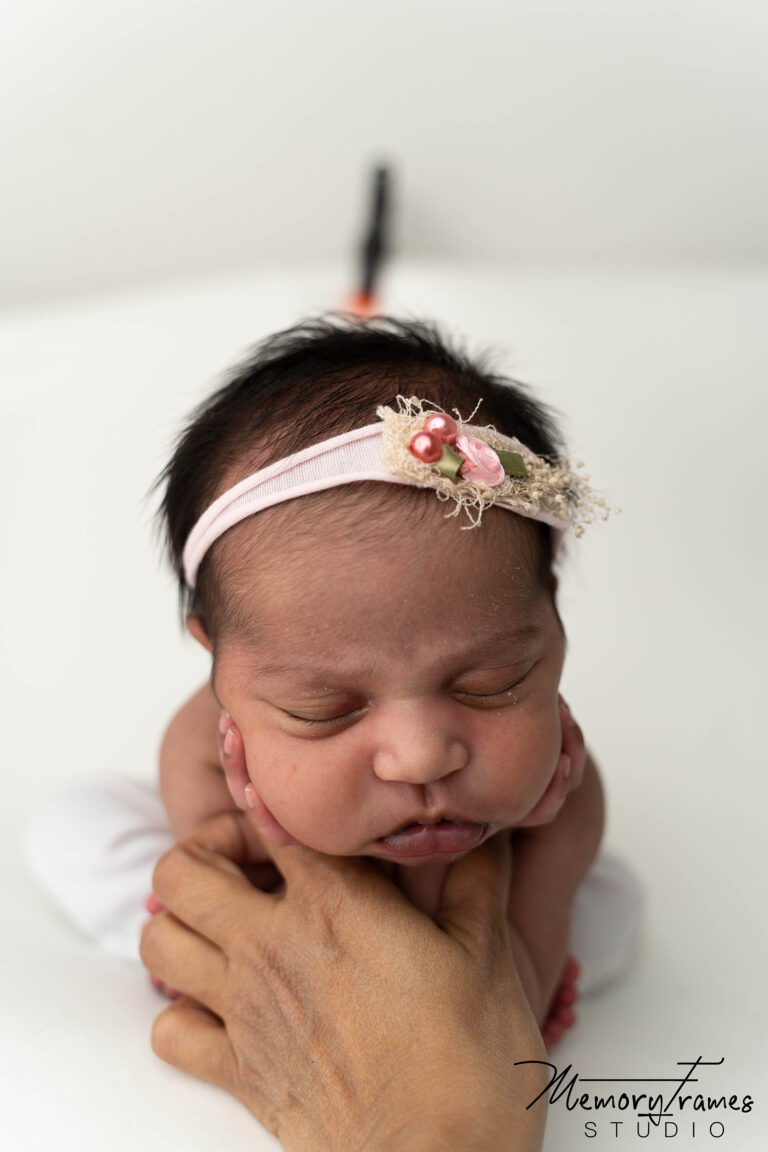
[376,396,615,535]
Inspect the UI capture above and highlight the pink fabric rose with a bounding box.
[454,435,505,486]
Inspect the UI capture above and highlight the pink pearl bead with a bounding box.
[424,412,458,442]
[409,430,443,463]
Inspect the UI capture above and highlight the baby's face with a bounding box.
[210,501,566,866]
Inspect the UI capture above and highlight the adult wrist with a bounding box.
[366,1107,544,1152]
[363,1069,546,1152]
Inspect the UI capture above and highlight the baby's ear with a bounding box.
[186,613,213,653]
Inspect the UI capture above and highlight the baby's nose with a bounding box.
[371,701,469,785]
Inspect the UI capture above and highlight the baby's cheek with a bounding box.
[497,711,561,806]
[245,751,353,849]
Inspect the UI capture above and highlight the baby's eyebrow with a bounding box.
[247,622,545,682]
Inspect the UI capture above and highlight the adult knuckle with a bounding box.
[252,934,291,985]
[229,908,269,963]
[309,902,342,954]
[242,937,313,1030]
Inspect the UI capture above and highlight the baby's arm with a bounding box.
[508,708,606,1029]
[159,682,238,841]
[149,682,238,997]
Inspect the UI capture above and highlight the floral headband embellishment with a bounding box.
[407,410,529,485]
[181,394,617,589]
[375,395,615,535]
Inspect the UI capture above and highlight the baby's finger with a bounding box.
[514,752,571,828]
[150,973,181,1000]
[217,711,230,767]
[218,712,246,776]
[558,698,586,791]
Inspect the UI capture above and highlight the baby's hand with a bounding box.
[148,707,281,999]
[558,695,586,793]
[515,696,586,829]
[218,712,292,881]
[220,713,301,850]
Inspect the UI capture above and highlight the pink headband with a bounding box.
[182,397,606,589]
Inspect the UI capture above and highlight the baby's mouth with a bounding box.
[377,818,488,858]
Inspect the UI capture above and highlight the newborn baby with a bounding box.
[151,313,607,1047]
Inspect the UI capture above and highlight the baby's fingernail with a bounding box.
[562,754,572,784]
[560,699,576,727]
[223,728,235,756]
[219,712,231,736]
[244,783,257,809]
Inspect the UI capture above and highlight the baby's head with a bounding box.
[157,315,573,864]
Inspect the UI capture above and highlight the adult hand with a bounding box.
[141,814,550,1151]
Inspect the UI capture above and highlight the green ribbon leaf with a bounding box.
[434,443,465,482]
[496,449,528,479]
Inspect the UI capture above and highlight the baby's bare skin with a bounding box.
[159,683,235,841]
[156,680,604,1042]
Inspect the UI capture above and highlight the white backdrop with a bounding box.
[2,1,768,1146]
[2,0,768,307]
[2,262,767,1148]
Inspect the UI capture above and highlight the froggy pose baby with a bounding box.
[152,315,607,1047]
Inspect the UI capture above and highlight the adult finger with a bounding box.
[140,910,228,1018]
[253,834,392,902]
[151,814,274,949]
[181,810,390,902]
[436,830,513,950]
[185,807,267,862]
[151,996,237,1096]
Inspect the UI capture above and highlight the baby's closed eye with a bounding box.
[277,666,538,734]
[451,662,537,705]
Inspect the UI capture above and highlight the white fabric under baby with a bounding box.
[27,774,175,961]
[26,773,644,995]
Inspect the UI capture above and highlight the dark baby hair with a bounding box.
[153,313,567,641]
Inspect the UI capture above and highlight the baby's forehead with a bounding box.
[225,478,541,566]
[213,488,550,650]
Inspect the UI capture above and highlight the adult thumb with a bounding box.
[436,830,513,950]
